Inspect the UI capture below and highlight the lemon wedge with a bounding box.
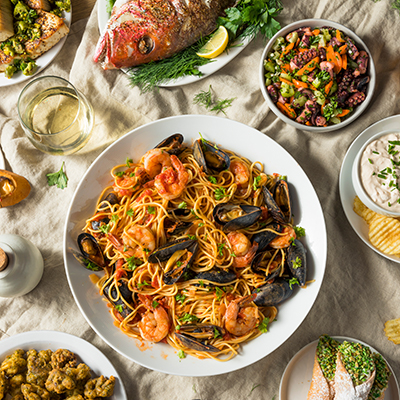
[196,26,229,59]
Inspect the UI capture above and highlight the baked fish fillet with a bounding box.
[94,0,234,70]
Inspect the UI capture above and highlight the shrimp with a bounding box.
[227,232,258,268]
[269,226,296,249]
[154,155,189,200]
[230,160,250,186]
[122,225,156,258]
[138,294,170,342]
[143,148,172,178]
[224,294,259,336]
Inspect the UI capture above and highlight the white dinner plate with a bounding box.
[0,147,5,169]
[339,114,400,264]
[0,330,127,399]
[64,115,327,376]
[0,8,72,87]
[97,0,251,87]
[279,336,400,400]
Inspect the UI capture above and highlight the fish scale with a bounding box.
[94,0,234,69]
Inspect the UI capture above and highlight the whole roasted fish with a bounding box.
[94,0,234,70]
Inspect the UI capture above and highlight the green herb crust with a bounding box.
[339,341,375,386]
[368,353,391,400]
[316,335,340,381]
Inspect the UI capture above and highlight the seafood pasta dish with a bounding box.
[73,134,307,361]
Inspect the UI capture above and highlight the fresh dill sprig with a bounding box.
[128,37,214,93]
[372,0,400,13]
[193,85,236,115]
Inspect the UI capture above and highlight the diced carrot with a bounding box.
[338,44,347,55]
[284,103,297,119]
[295,37,300,48]
[325,80,333,95]
[334,52,342,73]
[295,57,320,76]
[289,96,294,104]
[337,109,350,117]
[312,29,320,35]
[342,54,347,70]
[305,121,312,126]
[321,100,326,115]
[280,42,294,58]
[293,79,309,89]
[279,77,294,86]
[281,63,291,72]
[326,45,335,64]
[336,29,345,42]
[276,102,295,119]
[298,48,309,52]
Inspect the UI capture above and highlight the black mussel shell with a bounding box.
[164,208,193,238]
[251,251,282,280]
[262,186,286,224]
[178,323,225,339]
[213,204,262,233]
[175,332,220,353]
[287,239,307,286]
[273,180,291,224]
[98,192,119,209]
[69,248,103,271]
[252,222,283,253]
[103,265,134,318]
[252,278,293,306]
[91,217,110,231]
[193,139,230,174]
[148,239,197,263]
[77,233,105,268]
[193,270,237,285]
[154,133,184,155]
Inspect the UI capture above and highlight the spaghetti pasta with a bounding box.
[77,134,306,361]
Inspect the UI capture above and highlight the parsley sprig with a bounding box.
[46,162,68,189]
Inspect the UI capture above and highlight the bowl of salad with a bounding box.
[259,19,376,132]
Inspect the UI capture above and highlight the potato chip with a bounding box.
[353,196,378,224]
[353,196,400,255]
[384,318,400,344]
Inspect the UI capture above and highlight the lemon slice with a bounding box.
[196,26,229,59]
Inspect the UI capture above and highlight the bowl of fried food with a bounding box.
[259,19,375,132]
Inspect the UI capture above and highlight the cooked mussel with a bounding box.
[252,222,283,252]
[252,278,293,306]
[213,204,262,232]
[69,248,103,271]
[175,323,224,352]
[103,265,134,318]
[98,192,119,209]
[193,138,230,174]
[193,269,237,284]
[287,239,307,286]
[251,250,283,280]
[148,239,199,285]
[164,208,193,238]
[91,217,110,231]
[273,179,291,224]
[154,133,184,155]
[77,233,105,268]
[262,186,287,224]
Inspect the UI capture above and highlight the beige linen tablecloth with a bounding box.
[1,0,400,398]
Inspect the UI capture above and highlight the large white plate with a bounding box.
[0,8,71,87]
[63,115,327,376]
[97,0,251,87]
[0,147,4,169]
[0,330,127,399]
[279,336,400,400]
[339,114,400,264]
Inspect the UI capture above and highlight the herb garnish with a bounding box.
[137,281,150,288]
[253,176,262,191]
[217,243,225,256]
[214,187,227,200]
[293,226,306,237]
[258,317,270,333]
[127,256,142,271]
[179,313,199,323]
[288,277,299,289]
[99,224,111,234]
[152,300,159,308]
[208,176,217,184]
[193,85,236,115]
[177,350,186,359]
[175,293,186,303]
[316,335,340,381]
[291,256,302,269]
[178,201,187,209]
[126,209,134,217]
[46,162,68,189]
[115,304,123,313]
[147,206,156,214]
[215,286,224,301]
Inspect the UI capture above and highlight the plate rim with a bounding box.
[279,335,400,400]
[63,114,327,376]
[0,330,128,400]
[96,0,252,87]
[339,114,400,263]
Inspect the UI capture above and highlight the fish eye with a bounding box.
[138,36,154,55]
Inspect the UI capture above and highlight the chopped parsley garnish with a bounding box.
[152,300,159,308]
[288,277,299,289]
[127,256,141,271]
[253,176,262,190]
[99,224,111,234]
[292,256,302,269]
[178,202,187,209]
[129,172,135,177]
[179,313,199,323]
[82,258,101,271]
[175,293,186,303]
[215,287,224,301]
[187,235,197,241]
[147,206,156,214]
[217,243,225,256]
[293,226,305,237]
[258,317,270,333]
[190,208,200,218]
[137,281,150,288]
[115,171,124,177]
[46,162,68,189]
[126,158,133,167]
[214,326,222,339]
[214,187,227,200]
[198,222,204,227]
[368,158,373,164]
[126,209,134,217]
[111,214,119,223]
[208,176,217,184]
[115,305,123,313]
[178,350,186,359]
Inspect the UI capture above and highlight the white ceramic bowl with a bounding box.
[352,129,400,218]
[259,18,376,132]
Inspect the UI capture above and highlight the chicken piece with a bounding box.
[0,371,8,400]
[8,374,26,398]
[26,349,53,387]
[65,364,91,383]
[23,0,52,11]
[50,350,76,370]
[24,10,69,58]
[45,369,76,394]
[0,0,14,41]
[21,383,51,400]
[84,376,115,399]
[0,349,27,377]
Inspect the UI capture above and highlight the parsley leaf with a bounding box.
[253,175,262,190]
[127,256,142,271]
[137,281,150,288]
[175,293,186,303]
[111,214,119,223]
[46,162,68,189]
[214,187,227,200]
[178,201,187,209]
[99,224,110,234]
[115,171,124,178]
[258,317,270,333]
[147,206,156,214]
[292,256,302,269]
[217,243,225,256]
[178,350,186,359]
[126,209,134,217]
[208,175,217,184]
[115,304,123,313]
[288,277,299,290]
[152,300,159,308]
[215,286,224,301]
[179,313,199,323]
[293,226,306,237]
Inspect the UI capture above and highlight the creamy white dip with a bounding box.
[360,132,400,212]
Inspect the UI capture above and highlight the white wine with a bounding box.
[21,85,94,155]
